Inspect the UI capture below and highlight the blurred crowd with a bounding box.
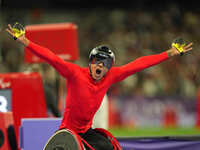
[0,3,200,102]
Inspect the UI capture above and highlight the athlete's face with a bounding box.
[90,61,109,81]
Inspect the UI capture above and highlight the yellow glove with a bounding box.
[171,37,186,56]
[11,22,25,40]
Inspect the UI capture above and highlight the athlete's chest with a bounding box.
[73,70,110,92]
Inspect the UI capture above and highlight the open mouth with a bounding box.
[96,69,102,75]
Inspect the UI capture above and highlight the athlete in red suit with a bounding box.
[6,24,193,150]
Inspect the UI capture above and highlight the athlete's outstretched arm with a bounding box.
[6,24,79,79]
[111,42,193,83]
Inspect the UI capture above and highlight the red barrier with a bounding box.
[0,72,48,146]
[25,23,79,63]
[0,112,15,150]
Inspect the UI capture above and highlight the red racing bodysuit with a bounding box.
[26,41,169,133]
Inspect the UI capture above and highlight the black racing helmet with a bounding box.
[89,45,115,69]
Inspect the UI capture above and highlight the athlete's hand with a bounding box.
[6,23,29,46]
[167,38,193,57]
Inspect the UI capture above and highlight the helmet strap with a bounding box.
[89,63,92,74]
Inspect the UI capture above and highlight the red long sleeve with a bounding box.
[110,52,169,83]
[26,41,80,79]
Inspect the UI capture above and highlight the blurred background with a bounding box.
[0,0,200,137]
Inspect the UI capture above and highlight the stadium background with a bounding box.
[1,0,200,137]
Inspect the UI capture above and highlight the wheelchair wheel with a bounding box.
[43,129,82,150]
